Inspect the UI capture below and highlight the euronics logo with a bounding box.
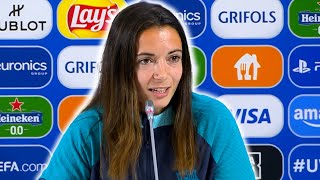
[0,60,47,72]
[153,0,206,39]
[289,95,320,137]
[0,46,52,89]
[289,0,320,38]
[0,96,52,138]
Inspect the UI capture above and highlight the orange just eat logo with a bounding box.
[58,96,89,133]
[57,0,126,38]
[211,46,283,88]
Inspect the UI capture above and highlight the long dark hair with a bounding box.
[85,1,196,179]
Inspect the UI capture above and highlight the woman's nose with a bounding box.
[153,60,168,80]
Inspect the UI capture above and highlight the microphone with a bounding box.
[144,100,159,180]
[145,100,154,120]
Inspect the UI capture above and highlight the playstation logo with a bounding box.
[292,59,311,73]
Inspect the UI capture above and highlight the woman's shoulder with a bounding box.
[191,92,230,117]
[71,108,102,126]
[39,108,102,179]
[65,107,102,140]
[191,92,238,145]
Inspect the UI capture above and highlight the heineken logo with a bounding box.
[0,96,52,138]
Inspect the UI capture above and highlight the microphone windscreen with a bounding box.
[145,100,154,114]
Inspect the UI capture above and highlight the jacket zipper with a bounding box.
[144,116,152,180]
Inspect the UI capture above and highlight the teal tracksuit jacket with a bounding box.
[39,92,255,180]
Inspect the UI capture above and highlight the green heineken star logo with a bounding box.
[0,96,52,138]
[289,0,320,37]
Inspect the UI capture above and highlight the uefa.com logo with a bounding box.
[217,94,284,138]
[152,0,206,39]
[289,144,320,180]
[0,46,53,89]
[0,0,52,39]
[0,145,51,180]
[211,0,283,39]
[288,95,320,137]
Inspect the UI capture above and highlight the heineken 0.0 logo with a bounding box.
[289,0,320,38]
[0,96,52,138]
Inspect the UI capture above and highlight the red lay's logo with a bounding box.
[58,0,126,39]
[67,4,118,32]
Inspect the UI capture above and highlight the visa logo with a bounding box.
[232,108,271,124]
[218,94,283,138]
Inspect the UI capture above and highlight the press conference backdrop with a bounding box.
[0,0,319,179]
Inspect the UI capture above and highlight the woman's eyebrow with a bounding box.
[137,52,155,56]
[168,49,182,54]
[137,49,182,56]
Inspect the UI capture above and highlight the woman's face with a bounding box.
[136,26,183,114]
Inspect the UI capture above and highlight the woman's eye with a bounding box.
[138,58,152,65]
[169,55,181,63]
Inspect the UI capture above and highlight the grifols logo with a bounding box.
[58,0,126,38]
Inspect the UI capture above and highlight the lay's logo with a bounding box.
[57,0,126,39]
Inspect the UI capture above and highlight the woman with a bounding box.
[39,1,255,180]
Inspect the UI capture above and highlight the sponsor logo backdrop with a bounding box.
[0,0,319,179]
